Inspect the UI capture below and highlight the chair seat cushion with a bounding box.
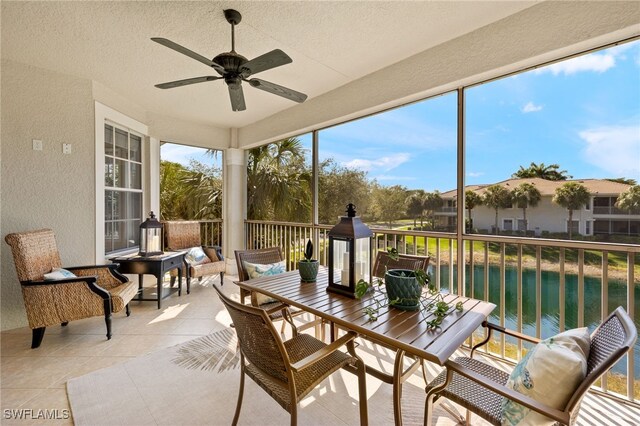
[243,260,286,305]
[190,260,225,278]
[501,327,591,426]
[108,280,139,312]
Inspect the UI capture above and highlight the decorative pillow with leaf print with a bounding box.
[501,327,590,426]
[243,260,286,305]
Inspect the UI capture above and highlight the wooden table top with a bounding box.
[235,268,496,365]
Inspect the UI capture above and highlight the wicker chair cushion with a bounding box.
[501,327,590,426]
[243,260,286,305]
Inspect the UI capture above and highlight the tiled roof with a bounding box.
[440,178,633,198]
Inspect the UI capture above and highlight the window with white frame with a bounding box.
[503,219,514,231]
[585,220,592,235]
[517,219,526,231]
[104,123,143,254]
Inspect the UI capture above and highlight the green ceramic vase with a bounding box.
[384,269,422,311]
[299,260,319,282]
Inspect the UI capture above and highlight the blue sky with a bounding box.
[321,40,640,191]
[162,40,640,192]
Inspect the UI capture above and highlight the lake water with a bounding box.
[438,264,640,379]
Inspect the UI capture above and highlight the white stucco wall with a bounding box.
[1,59,96,330]
[469,196,592,235]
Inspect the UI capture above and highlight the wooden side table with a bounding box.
[109,251,185,309]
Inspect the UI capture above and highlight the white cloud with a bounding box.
[467,171,484,178]
[160,143,213,166]
[522,102,543,113]
[537,52,615,75]
[579,125,640,178]
[344,153,411,172]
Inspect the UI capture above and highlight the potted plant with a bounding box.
[355,248,463,328]
[298,239,319,282]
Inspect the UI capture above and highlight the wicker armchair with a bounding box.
[163,221,225,293]
[424,307,637,425]
[4,229,138,348]
[213,284,368,426]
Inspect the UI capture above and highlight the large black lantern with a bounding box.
[327,204,373,298]
[139,211,163,257]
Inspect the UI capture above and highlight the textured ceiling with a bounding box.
[1,1,537,129]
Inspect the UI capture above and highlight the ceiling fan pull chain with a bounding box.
[231,22,235,53]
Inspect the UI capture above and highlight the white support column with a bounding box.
[223,147,247,275]
[148,136,160,215]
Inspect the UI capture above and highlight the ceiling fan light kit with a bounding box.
[152,9,307,112]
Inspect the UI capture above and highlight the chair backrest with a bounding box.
[565,306,637,416]
[163,221,201,250]
[213,284,289,383]
[372,250,430,280]
[235,247,284,282]
[5,229,62,282]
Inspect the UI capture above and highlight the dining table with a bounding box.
[234,267,496,425]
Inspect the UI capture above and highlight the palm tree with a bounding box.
[247,138,311,222]
[423,191,443,230]
[482,185,512,234]
[511,182,541,232]
[465,190,483,232]
[406,190,426,228]
[512,162,571,181]
[615,185,640,214]
[553,182,591,239]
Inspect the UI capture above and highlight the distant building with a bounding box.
[437,178,639,237]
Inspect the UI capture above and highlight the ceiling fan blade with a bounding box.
[241,49,292,76]
[155,76,222,89]
[151,37,226,74]
[247,78,307,103]
[228,84,246,111]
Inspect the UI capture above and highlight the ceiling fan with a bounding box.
[152,9,307,112]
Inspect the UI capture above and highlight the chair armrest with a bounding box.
[22,276,110,300]
[485,322,540,344]
[445,359,570,425]
[289,331,358,373]
[67,264,128,284]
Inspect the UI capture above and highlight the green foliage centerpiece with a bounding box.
[355,248,463,329]
[298,239,319,282]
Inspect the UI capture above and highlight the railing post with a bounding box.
[456,88,466,297]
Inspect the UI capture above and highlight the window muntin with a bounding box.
[104,123,143,254]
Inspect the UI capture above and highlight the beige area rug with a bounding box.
[67,328,460,426]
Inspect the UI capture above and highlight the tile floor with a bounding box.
[1,274,638,425]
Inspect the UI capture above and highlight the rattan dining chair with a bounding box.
[235,247,322,336]
[372,251,430,280]
[424,307,637,425]
[213,284,368,426]
[5,229,138,348]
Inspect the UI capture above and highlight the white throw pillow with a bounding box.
[501,327,591,425]
[243,260,286,305]
[185,247,210,266]
[44,268,77,280]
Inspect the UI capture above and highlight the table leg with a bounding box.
[156,274,162,309]
[178,266,183,296]
[137,274,144,301]
[393,350,405,426]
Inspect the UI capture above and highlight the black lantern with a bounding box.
[327,204,373,298]
[139,211,163,257]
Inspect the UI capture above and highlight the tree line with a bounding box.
[160,142,640,240]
